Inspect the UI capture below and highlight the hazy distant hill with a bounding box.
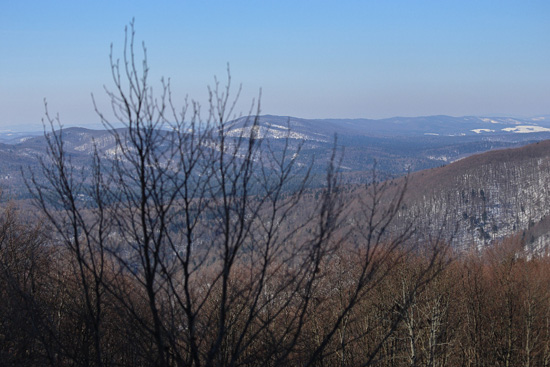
[226,114,550,182]
[229,114,550,138]
[1,114,550,200]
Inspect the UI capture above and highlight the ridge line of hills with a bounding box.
[2,113,550,138]
[1,116,550,249]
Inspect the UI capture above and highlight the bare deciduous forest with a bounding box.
[5,199,550,367]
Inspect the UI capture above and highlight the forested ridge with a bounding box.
[377,140,550,250]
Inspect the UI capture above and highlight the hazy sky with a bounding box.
[1,1,549,130]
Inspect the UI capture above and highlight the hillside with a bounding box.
[389,140,550,250]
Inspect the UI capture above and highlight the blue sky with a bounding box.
[1,1,549,130]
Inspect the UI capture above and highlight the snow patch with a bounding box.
[265,123,290,130]
[471,129,495,134]
[427,155,449,162]
[481,118,500,124]
[226,126,328,142]
[502,125,550,134]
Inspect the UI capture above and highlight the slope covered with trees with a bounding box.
[388,140,550,250]
[5,201,550,366]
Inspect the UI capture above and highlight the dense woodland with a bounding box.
[3,204,550,366]
[385,140,550,250]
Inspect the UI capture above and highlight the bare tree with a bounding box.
[24,21,445,367]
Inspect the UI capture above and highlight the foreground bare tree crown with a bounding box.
[1,22,448,367]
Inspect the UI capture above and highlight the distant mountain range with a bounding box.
[2,114,550,250]
[225,114,550,182]
[227,114,550,138]
[2,114,550,142]
[0,113,549,192]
